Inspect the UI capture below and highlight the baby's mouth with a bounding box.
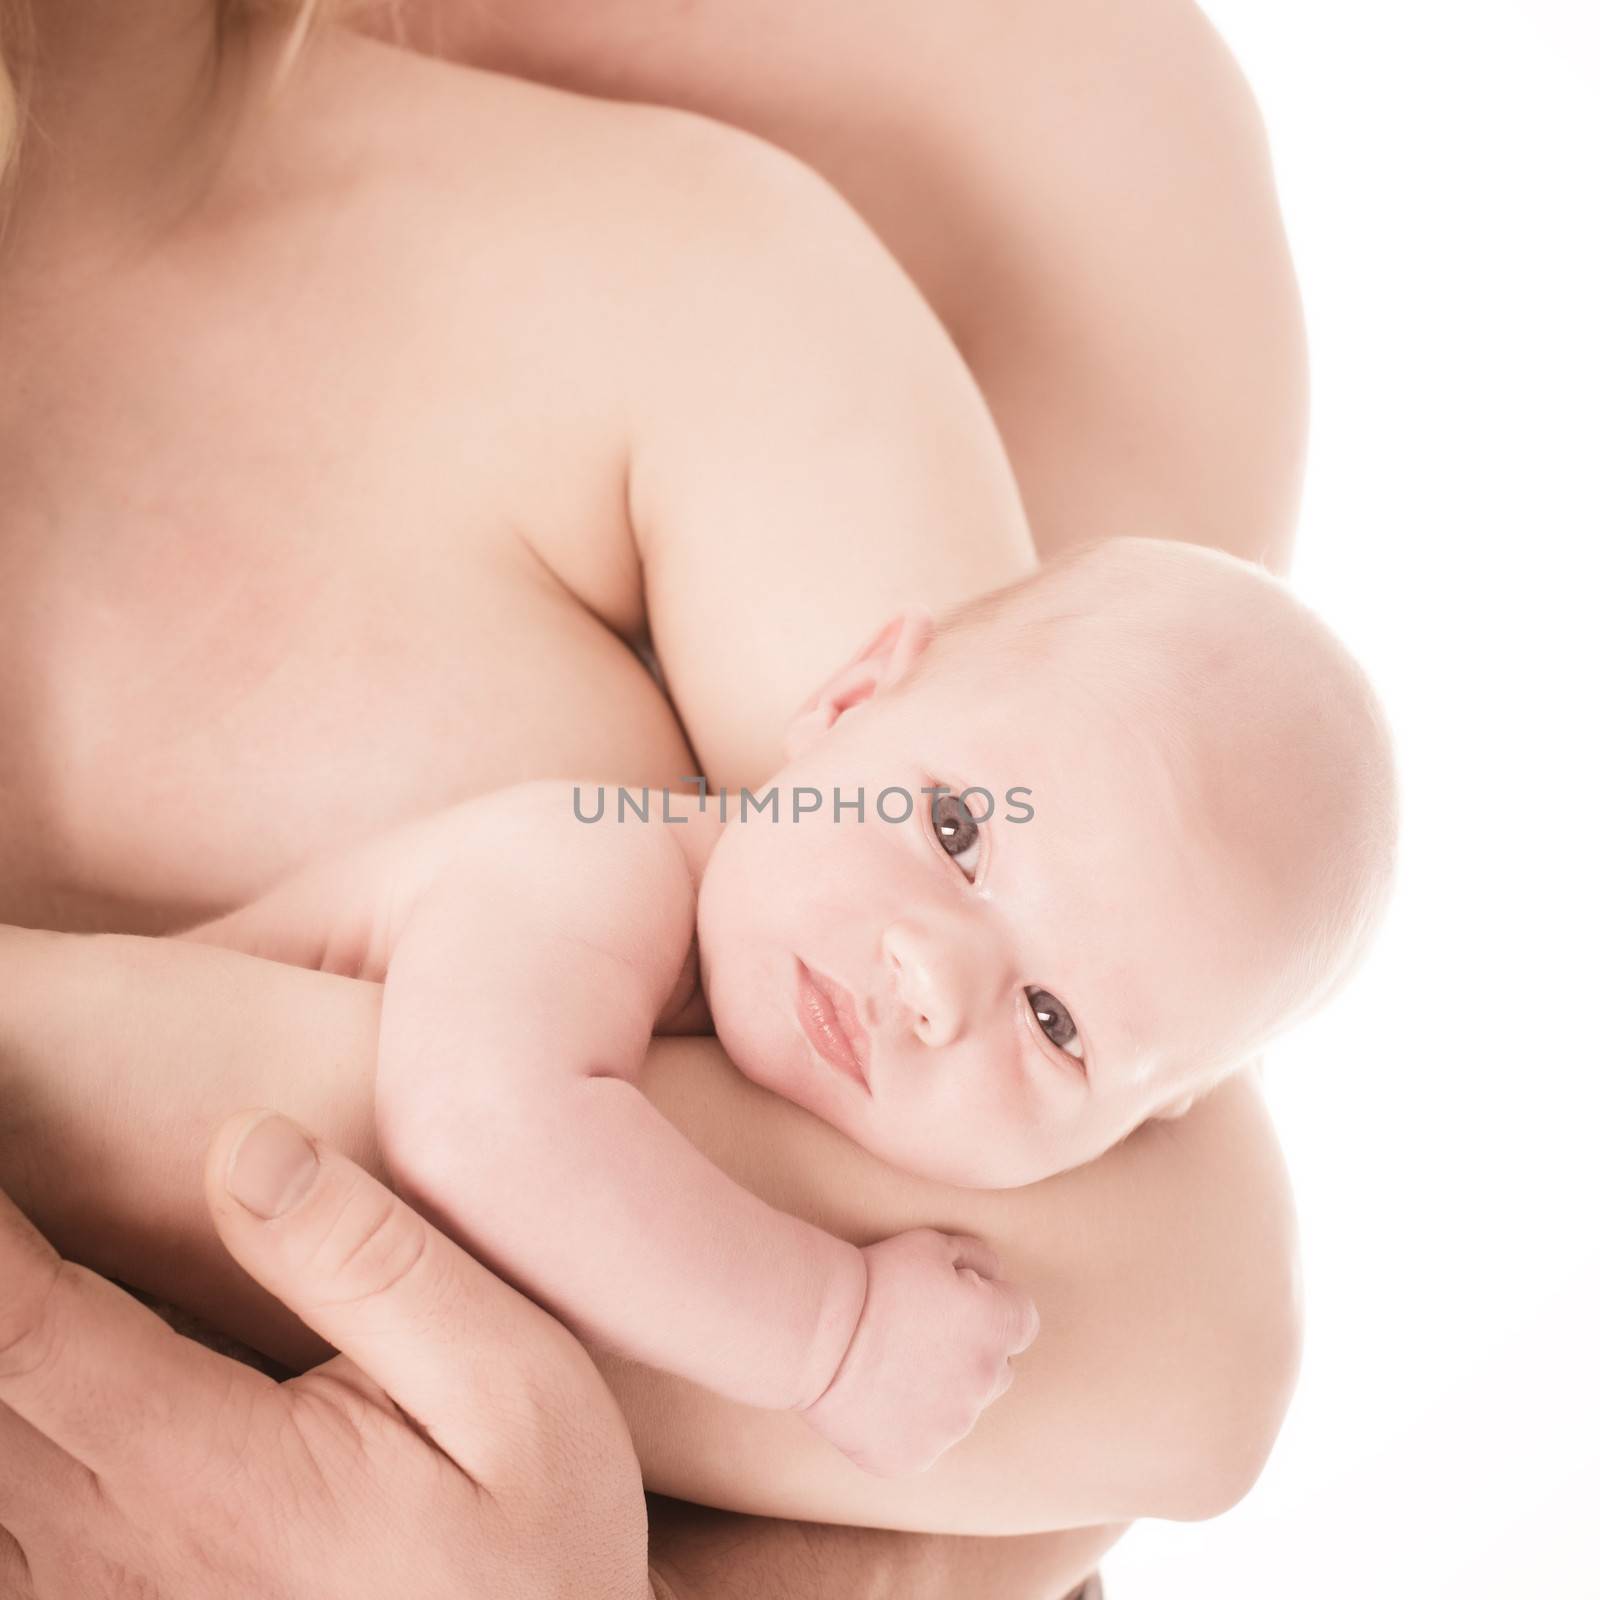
[794,960,873,1093]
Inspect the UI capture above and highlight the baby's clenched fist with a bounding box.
[798,1227,1039,1476]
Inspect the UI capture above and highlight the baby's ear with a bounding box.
[1152,1092,1196,1123]
[783,607,935,760]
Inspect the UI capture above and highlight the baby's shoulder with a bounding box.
[426,779,699,981]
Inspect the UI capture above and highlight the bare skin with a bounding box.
[176,545,1387,1485]
[388,0,1310,573]
[0,924,1298,1535]
[0,1119,658,1600]
[0,0,1304,1590]
[644,1495,1123,1600]
[1,7,1030,933]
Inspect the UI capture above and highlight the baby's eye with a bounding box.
[1026,986,1085,1061]
[931,789,982,880]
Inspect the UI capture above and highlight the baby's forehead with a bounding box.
[921,616,1209,792]
[935,588,1232,708]
[910,569,1367,874]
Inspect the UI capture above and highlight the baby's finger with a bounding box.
[945,1234,1003,1281]
[985,1278,1042,1356]
[986,1359,1019,1408]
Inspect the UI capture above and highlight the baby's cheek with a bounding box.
[967,1078,1053,1165]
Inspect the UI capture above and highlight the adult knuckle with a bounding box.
[0,1257,69,1383]
[62,1548,159,1600]
[306,1186,428,1307]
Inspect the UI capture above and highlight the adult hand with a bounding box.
[0,1111,651,1600]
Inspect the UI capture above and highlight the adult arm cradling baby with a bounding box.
[186,782,1039,1477]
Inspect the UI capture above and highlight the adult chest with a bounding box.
[0,239,694,932]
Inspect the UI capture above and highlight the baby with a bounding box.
[190,537,1397,1476]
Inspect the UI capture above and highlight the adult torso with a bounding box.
[0,36,699,933]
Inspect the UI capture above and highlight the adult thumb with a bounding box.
[205,1109,572,1474]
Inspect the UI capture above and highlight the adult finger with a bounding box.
[0,1189,246,1478]
[206,1111,588,1478]
[0,1522,33,1600]
[0,1404,93,1545]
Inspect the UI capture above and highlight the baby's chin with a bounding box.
[716,1014,845,1117]
[849,1118,1073,1191]
[718,1024,923,1165]
[925,1117,1132,1188]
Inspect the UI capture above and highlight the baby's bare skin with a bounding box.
[181,539,1389,1489]
[191,775,1041,1483]
[0,0,1303,1554]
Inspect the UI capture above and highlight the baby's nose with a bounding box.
[881,919,982,1048]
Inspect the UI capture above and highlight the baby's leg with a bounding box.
[396,0,1306,568]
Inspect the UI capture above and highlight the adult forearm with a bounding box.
[0,923,383,1366]
[0,922,1301,1534]
[647,1496,1124,1600]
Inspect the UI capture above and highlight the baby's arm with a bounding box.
[375,792,867,1415]
[190,787,1036,1471]
[0,921,1296,1531]
[192,788,855,1407]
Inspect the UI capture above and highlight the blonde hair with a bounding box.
[1,0,31,190]
[0,0,326,196]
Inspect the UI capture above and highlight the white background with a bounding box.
[1105,2,1600,1595]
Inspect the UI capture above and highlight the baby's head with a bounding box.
[697,538,1398,1187]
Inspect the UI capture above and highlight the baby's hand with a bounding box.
[799,1228,1040,1476]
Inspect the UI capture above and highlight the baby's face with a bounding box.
[697,619,1308,1188]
